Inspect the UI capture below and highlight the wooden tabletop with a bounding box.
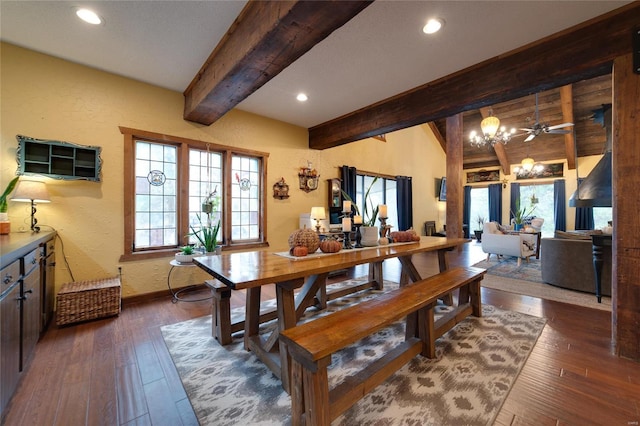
[193,237,468,290]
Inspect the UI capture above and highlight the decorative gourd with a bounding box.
[378,237,389,245]
[319,237,341,253]
[389,229,421,242]
[288,227,320,253]
[290,245,308,257]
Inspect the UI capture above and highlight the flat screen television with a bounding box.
[438,177,446,201]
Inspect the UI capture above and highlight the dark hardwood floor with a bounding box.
[3,243,639,425]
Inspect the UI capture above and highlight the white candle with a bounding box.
[353,215,362,224]
[342,217,351,231]
[343,200,351,212]
[379,204,387,218]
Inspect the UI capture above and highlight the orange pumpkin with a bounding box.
[319,237,341,253]
[290,245,308,257]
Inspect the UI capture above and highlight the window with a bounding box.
[593,207,612,229]
[120,128,269,260]
[519,184,554,237]
[469,187,489,230]
[355,174,397,230]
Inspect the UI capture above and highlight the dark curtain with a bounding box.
[396,176,413,231]
[575,178,594,230]
[340,166,357,202]
[488,183,502,224]
[554,179,566,231]
[509,182,520,225]
[463,185,471,238]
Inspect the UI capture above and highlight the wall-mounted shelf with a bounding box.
[16,135,102,181]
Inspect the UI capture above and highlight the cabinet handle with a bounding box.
[3,274,12,284]
[49,262,56,267]
[31,258,37,265]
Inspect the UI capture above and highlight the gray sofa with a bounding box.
[540,237,612,296]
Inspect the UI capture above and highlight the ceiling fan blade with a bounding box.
[519,128,534,132]
[524,134,536,142]
[547,129,571,134]
[546,122,574,130]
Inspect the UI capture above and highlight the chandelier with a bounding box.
[469,111,516,148]
[513,157,544,176]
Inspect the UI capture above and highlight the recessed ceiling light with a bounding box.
[296,93,308,102]
[76,8,103,25]
[423,18,444,35]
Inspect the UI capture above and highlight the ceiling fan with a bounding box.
[518,93,574,142]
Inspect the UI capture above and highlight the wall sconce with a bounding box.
[502,178,509,189]
[11,180,50,232]
[310,206,326,233]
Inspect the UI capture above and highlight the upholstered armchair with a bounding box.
[481,221,538,266]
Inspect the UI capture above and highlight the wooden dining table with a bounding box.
[193,236,469,393]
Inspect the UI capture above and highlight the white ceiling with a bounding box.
[0,1,630,129]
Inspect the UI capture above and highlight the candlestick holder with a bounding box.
[341,209,353,249]
[378,216,388,237]
[343,231,353,249]
[354,223,363,248]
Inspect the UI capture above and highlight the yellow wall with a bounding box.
[1,43,446,297]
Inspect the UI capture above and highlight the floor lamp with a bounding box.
[11,180,51,233]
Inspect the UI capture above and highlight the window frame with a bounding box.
[119,127,269,261]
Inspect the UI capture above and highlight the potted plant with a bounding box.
[342,177,380,246]
[175,245,195,263]
[0,176,19,235]
[188,213,221,254]
[474,215,485,242]
[511,199,536,231]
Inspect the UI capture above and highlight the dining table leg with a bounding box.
[244,286,261,351]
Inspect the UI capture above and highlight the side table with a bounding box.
[504,231,542,259]
[168,260,213,303]
[591,234,612,303]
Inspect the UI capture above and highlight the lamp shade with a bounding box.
[11,180,51,203]
[310,206,326,220]
[480,115,500,138]
[521,157,535,171]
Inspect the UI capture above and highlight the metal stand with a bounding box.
[168,260,214,303]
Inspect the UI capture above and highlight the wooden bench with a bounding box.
[279,266,485,426]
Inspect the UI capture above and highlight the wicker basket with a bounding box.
[56,276,121,326]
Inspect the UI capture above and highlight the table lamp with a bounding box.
[12,180,50,233]
[310,206,326,233]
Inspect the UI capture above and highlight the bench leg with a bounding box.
[302,360,330,426]
[418,304,436,358]
[290,359,305,426]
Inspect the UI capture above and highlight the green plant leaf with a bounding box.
[0,176,19,213]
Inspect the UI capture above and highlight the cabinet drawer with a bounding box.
[23,248,41,276]
[1,260,20,295]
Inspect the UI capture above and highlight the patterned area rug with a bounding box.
[161,278,546,425]
[472,256,543,283]
[472,258,612,311]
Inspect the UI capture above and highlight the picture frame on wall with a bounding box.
[438,177,446,201]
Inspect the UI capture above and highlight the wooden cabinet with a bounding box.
[40,239,55,332]
[21,249,41,370]
[0,261,21,417]
[17,135,102,181]
[0,232,54,420]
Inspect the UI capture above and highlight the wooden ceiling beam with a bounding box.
[309,2,639,150]
[560,84,577,170]
[426,122,446,152]
[183,0,372,125]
